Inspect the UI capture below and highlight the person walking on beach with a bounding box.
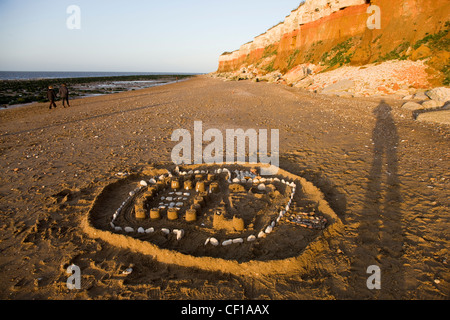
[59,83,70,107]
[47,86,57,109]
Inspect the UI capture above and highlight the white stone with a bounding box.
[137,227,145,233]
[232,238,244,244]
[176,229,185,241]
[265,225,273,234]
[222,239,233,246]
[124,227,134,233]
[140,180,148,187]
[145,227,154,233]
[149,178,157,184]
[210,237,219,246]
[257,184,266,191]
[176,202,183,207]
[232,178,240,183]
[204,237,211,245]
[247,235,256,242]
[161,228,170,235]
[258,231,266,238]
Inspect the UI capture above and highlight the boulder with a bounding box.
[421,100,439,109]
[425,87,450,105]
[402,101,424,111]
[416,110,450,125]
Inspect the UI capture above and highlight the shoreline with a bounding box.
[0,77,192,112]
[0,74,194,108]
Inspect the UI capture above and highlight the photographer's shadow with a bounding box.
[353,100,404,298]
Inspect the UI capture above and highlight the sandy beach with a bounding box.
[0,75,448,299]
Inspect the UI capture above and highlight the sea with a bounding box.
[0,71,194,81]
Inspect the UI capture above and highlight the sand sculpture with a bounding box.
[84,163,339,276]
[109,166,327,244]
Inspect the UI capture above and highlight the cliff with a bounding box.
[216,0,450,91]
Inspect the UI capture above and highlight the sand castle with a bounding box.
[108,165,327,246]
[84,163,338,276]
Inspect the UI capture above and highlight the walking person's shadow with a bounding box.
[352,100,404,299]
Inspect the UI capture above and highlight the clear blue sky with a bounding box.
[0,0,301,73]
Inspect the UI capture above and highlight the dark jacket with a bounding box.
[59,86,69,98]
[47,89,56,101]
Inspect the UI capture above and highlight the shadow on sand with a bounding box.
[353,100,404,298]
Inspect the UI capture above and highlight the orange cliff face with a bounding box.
[217,0,450,81]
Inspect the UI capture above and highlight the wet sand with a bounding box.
[0,75,448,299]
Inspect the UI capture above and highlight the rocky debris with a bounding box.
[214,60,433,100]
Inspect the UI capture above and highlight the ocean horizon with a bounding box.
[0,71,199,81]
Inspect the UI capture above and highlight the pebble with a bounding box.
[176,229,185,241]
[265,225,273,234]
[258,231,266,238]
[232,238,244,244]
[114,226,123,232]
[247,235,256,242]
[257,183,266,191]
[145,227,154,233]
[124,227,134,233]
[209,237,219,246]
[161,228,170,235]
[140,180,148,187]
[222,239,233,246]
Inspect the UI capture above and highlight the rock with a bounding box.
[416,110,450,125]
[124,227,134,233]
[222,239,233,246]
[161,228,170,235]
[149,178,157,184]
[114,226,123,232]
[257,184,266,191]
[321,79,355,94]
[247,235,256,242]
[421,100,439,109]
[145,227,154,233]
[402,95,414,100]
[265,225,273,234]
[258,231,266,238]
[413,92,429,100]
[204,237,210,245]
[425,87,450,105]
[232,238,244,244]
[176,229,185,241]
[139,180,148,187]
[137,227,145,233]
[402,101,424,111]
[209,237,219,246]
